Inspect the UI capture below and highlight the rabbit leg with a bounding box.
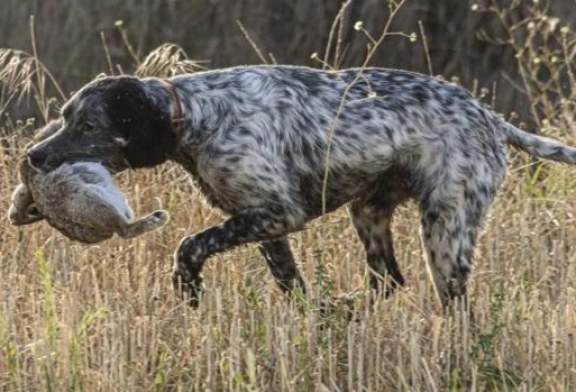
[116,210,169,239]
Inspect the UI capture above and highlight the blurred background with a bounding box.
[1,0,575,125]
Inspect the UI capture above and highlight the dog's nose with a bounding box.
[27,149,47,170]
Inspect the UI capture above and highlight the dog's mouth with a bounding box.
[102,154,131,174]
[27,152,129,175]
[27,156,51,174]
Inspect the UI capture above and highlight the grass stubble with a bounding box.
[1,1,576,390]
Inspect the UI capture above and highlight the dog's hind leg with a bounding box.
[418,177,499,311]
[259,237,306,294]
[349,170,412,298]
[350,197,406,298]
[116,210,169,239]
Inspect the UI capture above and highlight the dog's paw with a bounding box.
[172,268,204,308]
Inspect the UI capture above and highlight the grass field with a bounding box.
[4,141,576,391]
[1,2,576,391]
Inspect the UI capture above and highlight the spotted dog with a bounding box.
[25,65,576,308]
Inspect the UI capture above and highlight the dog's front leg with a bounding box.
[173,205,306,307]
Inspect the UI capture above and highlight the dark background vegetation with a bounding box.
[1,0,575,123]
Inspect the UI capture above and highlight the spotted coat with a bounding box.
[26,65,576,308]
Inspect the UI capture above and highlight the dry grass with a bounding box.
[1,2,576,391]
[2,132,576,391]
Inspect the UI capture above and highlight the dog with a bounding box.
[24,65,576,308]
[8,120,169,243]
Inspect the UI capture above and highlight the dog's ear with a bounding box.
[102,77,177,168]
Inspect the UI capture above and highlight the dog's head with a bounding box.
[26,75,178,173]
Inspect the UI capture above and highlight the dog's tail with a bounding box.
[499,121,576,165]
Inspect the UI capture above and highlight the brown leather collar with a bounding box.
[161,80,185,141]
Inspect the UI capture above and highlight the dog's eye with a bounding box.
[62,106,73,119]
[84,123,101,134]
